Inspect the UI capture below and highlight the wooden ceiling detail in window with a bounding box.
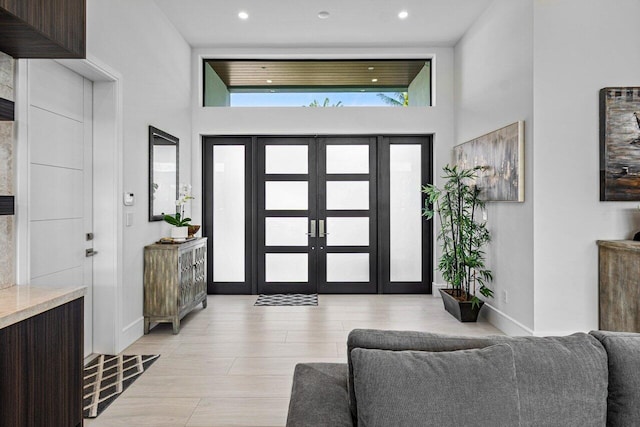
[205,59,428,89]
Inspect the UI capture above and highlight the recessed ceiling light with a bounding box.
[318,11,330,19]
[238,11,249,20]
[398,10,409,19]
[266,79,273,83]
[371,78,378,83]
[368,66,375,71]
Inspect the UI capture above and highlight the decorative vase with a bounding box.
[439,288,484,322]
[171,226,188,239]
[188,225,201,237]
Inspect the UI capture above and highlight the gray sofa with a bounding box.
[286,329,640,427]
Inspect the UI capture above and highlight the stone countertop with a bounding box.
[0,285,86,329]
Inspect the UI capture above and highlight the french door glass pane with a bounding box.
[326,253,369,282]
[326,181,369,210]
[265,253,308,282]
[213,145,245,282]
[326,217,369,246]
[390,144,422,282]
[326,145,369,174]
[265,181,308,210]
[265,217,308,246]
[265,145,308,174]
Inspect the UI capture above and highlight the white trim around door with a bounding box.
[15,55,126,355]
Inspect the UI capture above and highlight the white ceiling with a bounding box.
[153,0,494,48]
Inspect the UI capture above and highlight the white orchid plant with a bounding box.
[163,184,194,227]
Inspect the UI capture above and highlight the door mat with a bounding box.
[83,354,160,418]
[255,293,318,306]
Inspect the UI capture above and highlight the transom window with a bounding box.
[203,59,431,107]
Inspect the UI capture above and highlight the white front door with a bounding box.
[27,60,94,357]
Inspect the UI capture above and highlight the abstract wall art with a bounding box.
[600,87,640,201]
[453,121,524,202]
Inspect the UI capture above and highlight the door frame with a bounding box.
[202,136,255,294]
[378,135,433,294]
[15,56,126,355]
[256,136,317,294]
[202,134,432,295]
[316,136,378,294]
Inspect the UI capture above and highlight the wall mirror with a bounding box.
[149,126,179,221]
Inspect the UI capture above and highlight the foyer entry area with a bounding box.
[203,135,432,295]
[86,295,502,426]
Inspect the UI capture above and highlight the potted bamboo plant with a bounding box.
[422,165,493,322]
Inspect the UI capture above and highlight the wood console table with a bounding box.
[597,240,640,332]
[144,237,207,334]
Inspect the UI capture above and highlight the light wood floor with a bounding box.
[85,294,502,427]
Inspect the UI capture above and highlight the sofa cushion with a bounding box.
[286,363,353,427]
[351,345,521,427]
[347,329,608,427]
[346,329,497,422]
[590,331,640,426]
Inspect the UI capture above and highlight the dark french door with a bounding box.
[203,135,432,295]
[257,136,377,294]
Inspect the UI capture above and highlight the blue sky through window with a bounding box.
[230,91,404,107]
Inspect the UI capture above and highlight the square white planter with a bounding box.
[171,226,188,239]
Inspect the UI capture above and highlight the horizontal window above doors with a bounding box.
[203,59,431,107]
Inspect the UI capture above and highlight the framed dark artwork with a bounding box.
[453,121,524,202]
[600,87,640,201]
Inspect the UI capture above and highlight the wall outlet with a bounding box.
[502,289,508,304]
[432,282,446,298]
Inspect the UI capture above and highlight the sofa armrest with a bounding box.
[286,363,353,427]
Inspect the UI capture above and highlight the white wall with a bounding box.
[190,47,455,241]
[532,0,640,335]
[408,62,431,107]
[87,0,192,349]
[454,0,534,334]
[204,62,229,107]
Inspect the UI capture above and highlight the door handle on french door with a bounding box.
[306,219,317,237]
[318,219,329,238]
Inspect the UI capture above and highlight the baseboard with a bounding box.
[480,303,534,336]
[120,317,144,352]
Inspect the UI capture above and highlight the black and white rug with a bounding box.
[255,293,318,306]
[83,354,160,418]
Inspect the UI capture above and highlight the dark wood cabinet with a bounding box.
[0,0,85,58]
[0,298,84,427]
